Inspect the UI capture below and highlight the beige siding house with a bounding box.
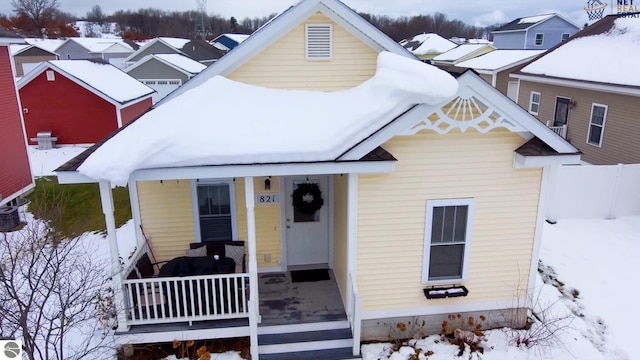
[431,43,495,68]
[10,44,58,77]
[56,0,581,358]
[512,15,640,165]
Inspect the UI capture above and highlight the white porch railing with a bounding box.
[123,273,250,326]
[546,121,567,138]
[348,272,362,356]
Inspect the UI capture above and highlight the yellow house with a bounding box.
[56,0,581,359]
[431,43,495,68]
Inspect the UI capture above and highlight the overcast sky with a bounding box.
[0,0,610,27]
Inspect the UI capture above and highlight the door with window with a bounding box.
[284,176,330,267]
[554,97,571,127]
[197,182,234,241]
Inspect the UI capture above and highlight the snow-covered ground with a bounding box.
[28,145,89,177]
[362,217,639,360]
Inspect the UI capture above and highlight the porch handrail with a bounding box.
[546,121,567,139]
[123,272,250,327]
[121,241,149,279]
[348,272,362,356]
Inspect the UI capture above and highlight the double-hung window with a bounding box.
[535,33,544,46]
[196,180,235,241]
[587,103,608,147]
[529,91,541,115]
[422,199,474,283]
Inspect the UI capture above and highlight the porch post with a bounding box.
[98,181,129,331]
[347,173,361,356]
[244,176,260,358]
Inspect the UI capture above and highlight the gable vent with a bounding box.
[306,24,332,60]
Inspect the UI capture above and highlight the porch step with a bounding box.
[258,321,359,359]
[259,347,359,360]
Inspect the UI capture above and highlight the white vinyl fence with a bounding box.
[546,164,640,221]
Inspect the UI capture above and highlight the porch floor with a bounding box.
[123,270,346,335]
[258,270,346,326]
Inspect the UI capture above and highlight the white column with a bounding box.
[99,181,129,331]
[347,173,361,356]
[244,176,260,359]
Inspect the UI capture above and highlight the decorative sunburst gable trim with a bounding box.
[399,86,528,136]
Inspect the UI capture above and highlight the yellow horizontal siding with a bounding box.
[136,180,196,262]
[228,12,378,91]
[357,129,542,311]
[234,177,282,268]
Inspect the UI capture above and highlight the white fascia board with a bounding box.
[339,104,432,160]
[491,29,527,34]
[492,55,542,73]
[56,161,395,185]
[129,161,396,183]
[513,152,582,168]
[16,61,49,89]
[56,171,100,184]
[0,183,35,207]
[511,73,640,98]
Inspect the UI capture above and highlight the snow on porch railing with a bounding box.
[123,273,250,326]
[348,272,362,356]
[546,121,567,139]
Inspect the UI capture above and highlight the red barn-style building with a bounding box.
[0,28,34,209]
[17,60,154,145]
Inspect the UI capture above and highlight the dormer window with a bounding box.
[305,24,332,60]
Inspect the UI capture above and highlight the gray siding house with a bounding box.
[124,38,223,67]
[492,14,580,50]
[125,53,206,103]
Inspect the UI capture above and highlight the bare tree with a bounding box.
[0,218,116,360]
[86,4,104,24]
[11,0,60,37]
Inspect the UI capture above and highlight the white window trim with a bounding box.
[529,91,541,115]
[305,23,333,61]
[534,33,544,46]
[46,70,55,81]
[586,103,608,148]
[191,178,238,243]
[422,198,474,285]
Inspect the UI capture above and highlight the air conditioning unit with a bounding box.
[0,206,20,231]
[30,131,58,150]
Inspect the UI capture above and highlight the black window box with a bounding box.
[423,285,469,299]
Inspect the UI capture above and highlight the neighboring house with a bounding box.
[0,29,34,224]
[24,38,66,53]
[456,49,544,100]
[431,43,495,68]
[125,53,207,103]
[55,0,581,359]
[123,37,223,67]
[400,33,457,61]
[492,13,580,50]
[55,37,138,68]
[211,33,251,51]
[512,15,640,165]
[176,39,225,66]
[10,44,58,77]
[17,60,154,145]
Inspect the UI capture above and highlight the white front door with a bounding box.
[284,175,330,267]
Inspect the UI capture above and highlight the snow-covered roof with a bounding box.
[153,54,206,74]
[457,50,545,72]
[158,37,191,49]
[224,34,250,43]
[519,14,553,24]
[19,60,154,104]
[433,44,492,62]
[403,33,457,56]
[77,52,458,186]
[69,37,134,52]
[24,38,65,53]
[10,44,30,55]
[520,18,640,87]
